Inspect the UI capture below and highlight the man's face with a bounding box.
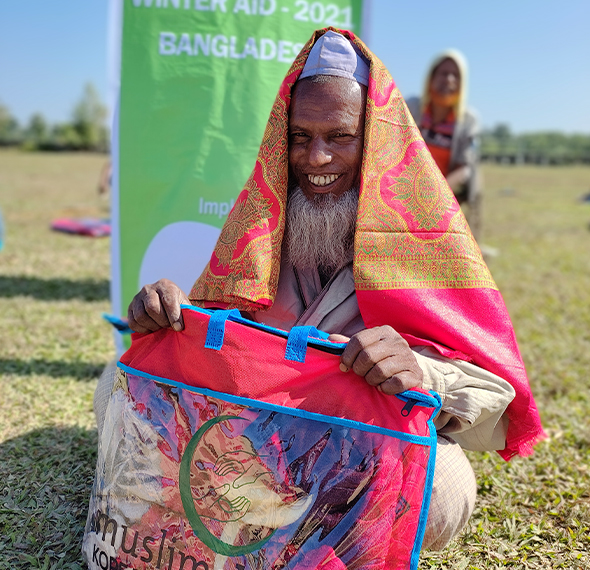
[288,77,366,200]
[430,58,461,96]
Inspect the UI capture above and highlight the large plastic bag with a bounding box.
[83,306,440,570]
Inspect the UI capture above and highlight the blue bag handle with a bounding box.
[204,310,331,362]
[285,325,327,363]
[204,309,242,350]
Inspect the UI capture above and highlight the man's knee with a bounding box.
[422,435,477,550]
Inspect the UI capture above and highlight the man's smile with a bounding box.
[308,174,340,187]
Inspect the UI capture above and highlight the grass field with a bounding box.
[0,150,589,569]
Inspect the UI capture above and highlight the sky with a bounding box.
[1,0,588,134]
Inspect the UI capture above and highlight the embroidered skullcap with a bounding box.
[300,30,369,86]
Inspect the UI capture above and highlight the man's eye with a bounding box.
[290,132,308,140]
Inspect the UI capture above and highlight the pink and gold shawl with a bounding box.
[189,28,544,460]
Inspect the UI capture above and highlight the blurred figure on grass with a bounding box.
[97,160,112,198]
[407,50,483,243]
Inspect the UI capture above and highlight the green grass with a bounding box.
[421,165,590,569]
[1,151,589,568]
[0,150,112,569]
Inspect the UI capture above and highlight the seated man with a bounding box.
[121,30,544,551]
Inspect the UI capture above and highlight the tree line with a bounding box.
[0,83,109,152]
[480,124,590,165]
[2,87,589,165]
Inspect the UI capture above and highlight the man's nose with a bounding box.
[308,138,332,167]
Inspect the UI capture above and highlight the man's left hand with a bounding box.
[328,326,423,395]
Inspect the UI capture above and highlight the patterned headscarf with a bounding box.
[189,28,544,460]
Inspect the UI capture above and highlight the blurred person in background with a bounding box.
[406,50,482,242]
[97,160,112,198]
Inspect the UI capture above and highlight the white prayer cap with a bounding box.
[300,31,369,86]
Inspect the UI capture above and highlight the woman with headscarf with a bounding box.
[406,50,482,241]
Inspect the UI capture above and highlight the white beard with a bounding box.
[285,185,358,275]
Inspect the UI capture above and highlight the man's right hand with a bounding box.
[127,278,190,333]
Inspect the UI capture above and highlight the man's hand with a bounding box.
[127,278,190,333]
[328,326,423,395]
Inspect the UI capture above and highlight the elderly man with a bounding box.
[123,29,544,551]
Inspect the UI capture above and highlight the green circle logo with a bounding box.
[179,415,276,556]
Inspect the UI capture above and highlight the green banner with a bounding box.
[113,0,365,350]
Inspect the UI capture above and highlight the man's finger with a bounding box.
[328,333,350,343]
[128,301,162,333]
[140,288,173,329]
[363,354,416,385]
[339,333,370,370]
[377,371,422,395]
[339,326,395,370]
[156,280,190,332]
[328,333,352,372]
[160,289,185,331]
[349,340,409,378]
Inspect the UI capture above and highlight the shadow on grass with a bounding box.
[0,275,109,301]
[0,358,107,380]
[0,425,97,567]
